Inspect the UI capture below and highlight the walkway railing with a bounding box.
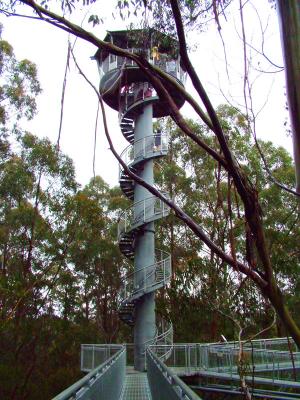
[147,347,202,400]
[53,345,126,400]
[150,338,300,384]
[81,344,124,372]
[58,338,300,399]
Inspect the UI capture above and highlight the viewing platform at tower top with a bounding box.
[93,28,187,114]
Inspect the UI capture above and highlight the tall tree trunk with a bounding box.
[277,0,300,194]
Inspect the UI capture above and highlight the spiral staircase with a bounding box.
[55,30,300,400]
[94,29,186,371]
[117,120,173,353]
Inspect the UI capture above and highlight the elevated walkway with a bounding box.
[53,338,300,400]
[121,370,152,400]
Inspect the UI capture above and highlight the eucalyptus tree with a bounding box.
[0,132,131,397]
[0,135,128,398]
[0,23,41,128]
[1,0,299,345]
[155,108,299,342]
[0,131,80,399]
[60,176,129,343]
[0,27,132,398]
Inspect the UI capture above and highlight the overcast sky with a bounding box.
[0,1,290,187]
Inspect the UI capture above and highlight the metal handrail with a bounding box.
[149,339,300,382]
[99,49,186,82]
[80,344,124,372]
[144,320,173,348]
[53,346,126,400]
[154,321,173,345]
[118,195,170,237]
[139,321,173,371]
[147,347,202,400]
[119,133,169,172]
[119,252,171,305]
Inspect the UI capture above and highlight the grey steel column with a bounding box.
[134,103,156,371]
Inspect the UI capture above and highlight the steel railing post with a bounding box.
[92,345,95,369]
[272,351,275,382]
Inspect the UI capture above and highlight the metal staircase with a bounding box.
[118,249,172,325]
[118,134,167,200]
[117,104,173,356]
[53,30,300,400]
[94,28,187,372]
[120,117,134,143]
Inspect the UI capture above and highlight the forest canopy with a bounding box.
[0,1,299,398]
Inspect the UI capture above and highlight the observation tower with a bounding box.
[53,29,300,400]
[94,29,186,371]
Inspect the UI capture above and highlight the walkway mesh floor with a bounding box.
[121,372,152,400]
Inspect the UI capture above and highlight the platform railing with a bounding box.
[119,134,169,168]
[149,339,300,382]
[118,195,170,236]
[147,347,202,400]
[119,252,171,303]
[99,50,186,82]
[81,344,124,372]
[53,345,126,400]
[242,337,299,352]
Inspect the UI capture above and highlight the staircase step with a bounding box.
[120,121,133,125]
[118,300,135,326]
[120,303,134,309]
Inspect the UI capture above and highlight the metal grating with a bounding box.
[121,373,152,400]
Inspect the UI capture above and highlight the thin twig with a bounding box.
[57,40,70,150]
[92,101,100,181]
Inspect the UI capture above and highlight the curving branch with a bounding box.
[168,0,300,345]
[57,40,70,150]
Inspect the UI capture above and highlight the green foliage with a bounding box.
[0,131,129,398]
[0,8,297,396]
[113,0,232,36]
[88,14,103,27]
[0,34,128,396]
[155,108,299,341]
[0,28,41,127]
